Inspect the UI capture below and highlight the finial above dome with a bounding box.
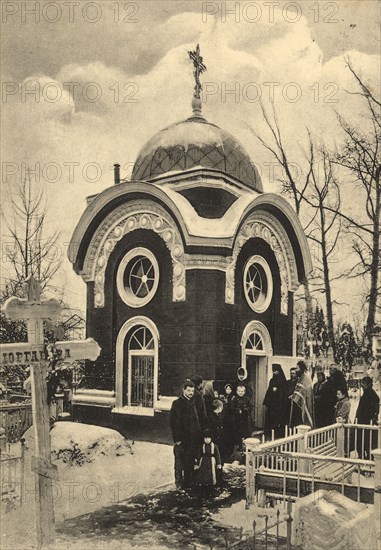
[188,44,207,117]
[130,44,263,192]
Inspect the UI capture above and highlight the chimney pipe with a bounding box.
[114,163,120,185]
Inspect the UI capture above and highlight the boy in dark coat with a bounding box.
[233,385,252,449]
[170,380,202,489]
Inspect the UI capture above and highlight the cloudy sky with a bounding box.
[1,0,380,319]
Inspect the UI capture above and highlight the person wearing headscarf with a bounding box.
[289,361,314,428]
[222,384,235,459]
[313,370,327,428]
[194,428,223,496]
[263,364,287,439]
[319,364,348,427]
[191,375,207,430]
[202,380,215,416]
[234,367,254,400]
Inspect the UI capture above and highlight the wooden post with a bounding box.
[286,499,293,550]
[244,437,261,509]
[0,426,6,453]
[336,421,345,457]
[296,425,311,473]
[2,277,101,548]
[54,393,64,420]
[372,449,381,550]
[27,316,57,548]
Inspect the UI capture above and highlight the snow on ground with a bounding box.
[211,498,289,538]
[293,490,377,550]
[2,423,173,550]
[21,422,173,520]
[22,421,134,465]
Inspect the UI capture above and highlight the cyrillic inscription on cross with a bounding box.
[1,276,101,549]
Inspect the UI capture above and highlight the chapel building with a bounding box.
[68,48,312,440]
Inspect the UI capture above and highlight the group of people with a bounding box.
[263,361,314,437]
[170,361,380,492]
[169,371,255,492]
[264,360,380,458]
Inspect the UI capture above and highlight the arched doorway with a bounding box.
[241,321,273,428]
[115,317,159,416]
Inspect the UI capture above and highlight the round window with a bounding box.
[243,255,273,313]
[117,248,159,307]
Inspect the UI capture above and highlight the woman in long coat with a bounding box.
[263,364,287,439]
[313,371,327,428]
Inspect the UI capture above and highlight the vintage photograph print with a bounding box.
[1,1,380,549]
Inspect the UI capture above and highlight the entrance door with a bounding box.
[246,355,267,428]
[241,324,272,430]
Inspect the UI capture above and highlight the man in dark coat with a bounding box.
[170,380,202,489]
[355,376,380,459]
[319,364,348,427]
[192,375,207,430]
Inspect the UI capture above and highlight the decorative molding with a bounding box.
[184,254,230,271]
[241,320,273,352]
[240,320,273,379]
[225,210,299,315]
[82,200,186,308]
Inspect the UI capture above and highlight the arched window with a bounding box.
[127,325,155,408]
[115,317,159,415]
[245,330,264,352]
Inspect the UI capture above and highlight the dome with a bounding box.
[131,115,263,192]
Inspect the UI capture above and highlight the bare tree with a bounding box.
[247,102,316,330]
[302,143,342,357]
[1,172,61,302]
[329,60,381,351]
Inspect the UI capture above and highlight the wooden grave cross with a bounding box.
[1,276,101,549]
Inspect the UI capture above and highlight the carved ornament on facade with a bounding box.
[225,211,299,315]
[81,200,186,308]
[184,254,230,271]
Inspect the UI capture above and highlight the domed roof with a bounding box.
[131,115,263,192]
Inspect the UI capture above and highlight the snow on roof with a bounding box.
[143,119,224,152]
[160,183,258,239]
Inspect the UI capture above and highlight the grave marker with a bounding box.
[1,276,101,549]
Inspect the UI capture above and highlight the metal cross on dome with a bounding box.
[188,43,207,100]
